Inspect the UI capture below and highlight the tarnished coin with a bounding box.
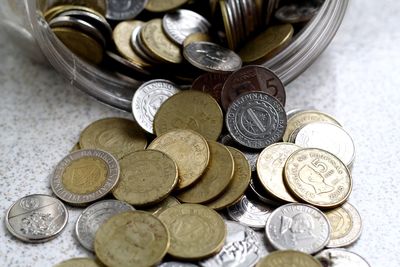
[191,72,230,105]
[256,250,322,267]
[275,5,319,24]
[75,200,134,251]
[95,211,169,267]
[227,195,274,229]
[51,149,120,205]
[183,32,212,47]
[324,203,362,248]
[106,0,147,21]
[248,178,282,206]
[226,91,287,149]
[206,147,251,210]
[145,0,188,12]
[294,122,356,167]
[143,196,181,217]
[5,194,68,243]
[113,150,178,206]
[265,203,330,254]
[154,90,223,141]
[159,263,199,267]
[200,221,262,267]
[132,79,180,134]
[257,142,300,203]
[183,41,242,73]
[79,118,147,160]
[221,65,286,110]
[315,249,371,267]
[158,204,226,260]
[176,141,234,204]
[284,148,352,208]
[148,129,210,189]
[55,257,105,267]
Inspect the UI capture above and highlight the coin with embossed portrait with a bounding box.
[256,250,322,267]
[106,0,147,20]
[315,249,371,267]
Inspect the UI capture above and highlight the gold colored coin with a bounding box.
[284,148,352,208]
[154,90,223,141]
[176,141,234,204]
[70,142,81,153]
[183,32,212,47]
[79,118,147,160]
[52,27,103,64]
[143,196,181,216]
[257,142,300,203]
[283,110,341,142]
[158,204,226,260]
[219,0,234,50]
[95,211,169,267]
[113,150,178,206]
[256,250,323,267]
[205,146,251,210]
[145,0,188,12]
[148,129,209,190]
[46,0,106,15]
[141,19,182,64]
[239,24,294,64]
[44,4,105,21]
[55,258,104,267]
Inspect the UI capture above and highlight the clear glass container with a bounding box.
[0,0,349,111]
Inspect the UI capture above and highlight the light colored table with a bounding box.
[1,1,399,266]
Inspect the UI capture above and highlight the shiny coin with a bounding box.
[142,196,181,217]
[154,90,223,141]
[51,149,120,205]
[79,118,147,160]
[248,177,282,206]
[219,0,234,50]
[55,257,105,267]
[275,4,319,24]
[113,150,178,206]
[287,108,311,119]
[75,200,134,251]
[191,72,230,105]
[265,203,330,254]
[158,204,226,260]
[226,91,287,149]
[46,1,107,16]
[227,195,274,229]
[176,141,234,204]
[183,32,212,47]
[105,50,151,76]
[324,203,362,248]
[95,211,169,267]
[183,41,242,73]
[148,129,210,189]
[130,24,161,64]
[257,142,300,203]
[106,0,147,21]
[5,194,68,243]
[200,221,262,267]
[315,249,371,267]
[256,250,323,267]
[44,5,105,22]
[159,263,199,267]
[145,0,188,12]
[284,148,352,208]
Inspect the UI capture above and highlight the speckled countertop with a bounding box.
[1,1,400,266]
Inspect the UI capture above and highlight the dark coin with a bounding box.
[221,65,286,110]
[226,91,287,149]
[191,72,231,105]
[106,0,147,21]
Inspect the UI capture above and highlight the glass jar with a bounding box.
[0,0,348,111]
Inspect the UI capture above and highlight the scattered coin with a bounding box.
[106,0,147,21]
[70,142,81,152]
[315,249,371,267]
[142,196,181,217]
[256,250,323,267]
[183,32,212,47]
[191,72,230,105]
[287,108,311,119]
[145,0,188,12]
[55,257,105,267]
[159,262,199,267]
[248,177,283,206]
[275,4,319,24]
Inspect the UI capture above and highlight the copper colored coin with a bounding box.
[191,72,231,105]
[221,65,286,110]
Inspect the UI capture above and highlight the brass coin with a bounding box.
[257,142,300,203]
[70,142,81,152]
[47,1,107,15]
[148,129,210,190]
[145,0,188,12]
[239,24,294,64]
[52,27,103,64]
[142,196,181,217]
[176,141,234,204]
[141,19,182,64]
[154,90,223,141]
[183,32,212,47]
[44,4,105,22]
[256,250,322,267]
[113,150,178,206]
[284,148,352,208]
[55,258,104,267]
[158,204,226,260]
[95,211,169,267]
[219,0,234,50]
[79,118,147,160]
[205,146,251,210]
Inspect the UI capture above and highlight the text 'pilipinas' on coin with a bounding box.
[256,250,323,267]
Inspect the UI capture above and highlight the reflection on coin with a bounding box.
[75,200,134,251]
[158,204,226,260]
[46,0,107,16]
[275,5,319,24]
[159,263,199,267]
[191,72,230,105]
[51,149,120,205]
[315,249,371,267]
[227,195,273,229]
[55,257,105,267]
[106,0,147,20]
[256,250,322,267]
[5,194,68,243]
[324,203,362,248]
[143,196,180,217]
[183,32,212,47]
[145,0,188,12]
[265,203,330,254]
[248,178,282,206]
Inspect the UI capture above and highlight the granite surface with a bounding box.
[1,1,400,266]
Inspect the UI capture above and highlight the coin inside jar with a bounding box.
[145,0,188,12]
[142,196,181,217]
[106,0,146,21]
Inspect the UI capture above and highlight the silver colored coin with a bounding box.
[159,263,199,267]
[230,0,244,45]
[163,9,211,45]
[106,0,147,20]
[131,24,161,65]
[51,149,120,205]
[75,199,134,251]
[275,4,319,24]
[248,178,282,206]
[294,122,355,166]
[132,79,180,134]
[286,108,314,119]
[183,41,242,73]
[265,203,330,254]
[5,194,68,243]
[226,92,287,149]
[200,221,262,267]
[227,195,274,229]
[315,249,371,267]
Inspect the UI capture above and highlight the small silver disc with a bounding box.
[106,0,147,21]
[315,249,371,267]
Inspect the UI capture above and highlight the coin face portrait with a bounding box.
[298,165,334,195]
